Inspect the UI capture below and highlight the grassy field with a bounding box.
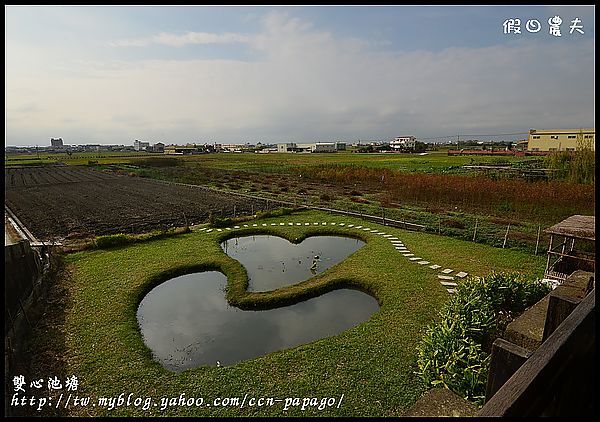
[5,149,537,173]
[27,209,545,417]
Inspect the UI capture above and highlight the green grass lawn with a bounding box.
[27,210,545,417]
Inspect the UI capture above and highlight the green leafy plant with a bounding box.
[416,272,550,406]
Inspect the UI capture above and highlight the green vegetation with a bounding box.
[93,227,191,250]
[27,210,545,417]
[545,140,595,184]
[416,272,551,406]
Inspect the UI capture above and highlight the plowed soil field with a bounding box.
[5,166,269,241]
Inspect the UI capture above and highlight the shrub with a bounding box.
[209,215,233,228]
[255,207,294,219]
[94,233,132,249]
[441,218,466,229]
[416,272,550,406]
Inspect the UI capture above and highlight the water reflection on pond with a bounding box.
[137,271,379,371]
[221,235,365,291]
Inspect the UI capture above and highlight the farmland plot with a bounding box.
[5,166,269,240]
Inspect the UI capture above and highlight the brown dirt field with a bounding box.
[4,166,271,241]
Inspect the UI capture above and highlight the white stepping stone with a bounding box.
[429,264,441,270]
[206,229,213,233]
[252,224,258,227]
[347,224,354,227]
[288,222,294,226]
[441,269,453,274]
[330,222,336,225]
[322,222,327,225]
[383,234,393,238]
[234,225,240,229]
[447,289,456,294]
[418,261,430,265]
[226,227,232,230]
[456,272,469,278]
[217,229,222,232]
[409,257,422,261]
[438,275,455,280]
[363,228,371,231]
[403,254,414,258]
[262,224,267,226]
[199,227,207,231]
[355,225,363,229]
[391,240,402,243]
[389,237,398,240]
[305,223,310,225]
[243,224,249,227]
[296,223,301,226]
[270,223,276,226]
[339,223,345,226]
[440,281,458,287]
[313,222,319,225]
[280,223,285,226]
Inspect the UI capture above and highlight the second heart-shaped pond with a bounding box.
[221,234,366,291]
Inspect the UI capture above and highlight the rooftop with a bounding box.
[544,215,595,241]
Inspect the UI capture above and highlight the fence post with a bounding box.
[233,204,237,218]
[473,218,478,242]
[535,225,541,255]
[503,224,510,248]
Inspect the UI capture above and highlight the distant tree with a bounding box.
[414,141,427,153]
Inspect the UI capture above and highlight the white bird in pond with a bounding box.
[216,361,221,367]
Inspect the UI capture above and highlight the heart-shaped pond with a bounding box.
[221,235,366,291]
[137,272,379,371]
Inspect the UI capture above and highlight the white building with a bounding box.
[390,136,416,151]
[134,140,150,151]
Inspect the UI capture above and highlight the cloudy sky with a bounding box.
[5,5,595,146]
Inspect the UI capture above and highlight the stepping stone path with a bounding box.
[429,264,441,270]
[440,281,457,287]
[455,272,469,278]
[447,289,456,294]
[418,261,430,265]
[438,275,455,280]
[217,229,222,232]
[409,257,422,261]
[441,269,453,274]
[403,253,415,257]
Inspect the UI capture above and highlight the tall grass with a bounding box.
[293,164,594,221]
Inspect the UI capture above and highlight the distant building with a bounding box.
[134,140,150,151]
[50,138,63,147]
[528,128,595,152]
[276,142,343,153]
[150,142,165,153]
[390,136,416,151]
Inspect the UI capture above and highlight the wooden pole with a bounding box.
[473,218,478,242]
[503,224,510,248]
[535,225,541,255]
